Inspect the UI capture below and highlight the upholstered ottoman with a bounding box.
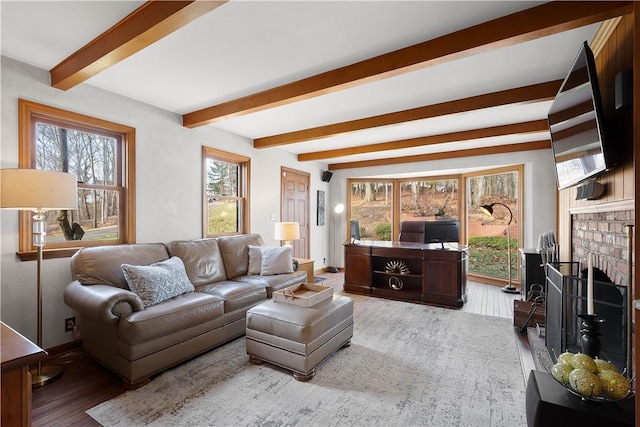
[246,294,353,381]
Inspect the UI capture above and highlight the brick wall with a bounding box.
[571,210,634,286]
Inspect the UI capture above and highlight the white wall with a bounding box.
[327,152,557,268]
[0,57,330,347]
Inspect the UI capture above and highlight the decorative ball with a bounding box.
[557,352,575,366]
[571,353,597,373]
[551,363,573,385]
[599,371,631,400]
[594,359,618,374]
[569,368,602,397]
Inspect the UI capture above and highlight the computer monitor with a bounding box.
[424,220,459,249]
[349,219,361,243]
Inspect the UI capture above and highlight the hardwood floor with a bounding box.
[31,273,534,427]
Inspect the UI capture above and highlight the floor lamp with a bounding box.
[480,202,519,294]
[0,168,78,386]
[329,203,345,273]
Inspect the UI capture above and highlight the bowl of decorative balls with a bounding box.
[549,352,633,402]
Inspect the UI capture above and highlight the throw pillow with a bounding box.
[121,256,195,308]
[247,245,263,275]
[260,246,293,276]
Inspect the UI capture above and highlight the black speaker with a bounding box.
[321,170,333,182]
[615,69,632,110]
[575,181,605,200]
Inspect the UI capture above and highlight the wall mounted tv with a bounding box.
[424,220,459,249]
[548,41,617,190]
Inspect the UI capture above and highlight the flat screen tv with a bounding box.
[424,220,459,249]
[548,41,616,190]
[349,219,361,243]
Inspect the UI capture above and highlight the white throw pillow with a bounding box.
[247,245,263,275]
[259,246,293,276]
[121,256,195,307]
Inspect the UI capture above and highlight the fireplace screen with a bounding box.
[545,262,628,373]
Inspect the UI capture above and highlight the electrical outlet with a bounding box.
[65,317,75,332]
[323,258,327,265]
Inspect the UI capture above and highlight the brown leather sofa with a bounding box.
[63,234,306,388]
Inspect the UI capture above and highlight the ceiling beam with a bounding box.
[328,140,551,170]
[182,1,632,128]
[50,1,227,90]
[257,80,561,149]
[298,120,549,162]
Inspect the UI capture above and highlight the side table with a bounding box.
[294,258,315,283]
[1,322,48,427]
[526,370,634,427]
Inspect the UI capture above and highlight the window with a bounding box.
[399,178,459,221]
[18,99,135,259]
[466,167,522,283]
[202,147,250,236]
[348,180,394,241]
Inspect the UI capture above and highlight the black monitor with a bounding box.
[424,220,459,249]
[349,219,361,243]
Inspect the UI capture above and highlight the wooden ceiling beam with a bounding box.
[328,140,551,170]
[50,1,226,90]
[258,80,561,149]
[182,1,632,128]
[298,120,549,162]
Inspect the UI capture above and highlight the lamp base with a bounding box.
[328,267,340,273]
[31,365,62,387]
[501,285,520,294]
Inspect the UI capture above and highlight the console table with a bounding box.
[343,240,467,308]
[1,322,47,427]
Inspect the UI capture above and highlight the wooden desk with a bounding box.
[344,240,467,308]
[295,258,315,283]
[1,322,47,427]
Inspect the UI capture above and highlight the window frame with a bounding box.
[202,146,250,237]
[17,99,136,260]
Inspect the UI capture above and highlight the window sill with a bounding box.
[17,248,80,261]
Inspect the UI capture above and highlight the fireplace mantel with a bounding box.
[569,199,634,215]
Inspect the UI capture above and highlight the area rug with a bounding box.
[87,294,526,426]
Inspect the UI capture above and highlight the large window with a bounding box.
[18,99,135,258]
[466,167,522,283]
[202,147,250,236]
[400,178,459,221]
[348,181,394,241]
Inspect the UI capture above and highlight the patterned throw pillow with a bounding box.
[121,256,195,307]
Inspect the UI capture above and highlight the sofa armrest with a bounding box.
[64,280,145,324]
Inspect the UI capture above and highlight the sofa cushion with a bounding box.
[167,238,227,286]
[259,246,293,275]
[71,243,169,289]
[118,291,224,346]
[121,257,195,307]
[196,281,267,313]
[217,234,264,279]
[248,245,263,275]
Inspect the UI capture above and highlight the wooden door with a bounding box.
[281,167,310,259]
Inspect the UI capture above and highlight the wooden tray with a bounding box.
[272,283,333,307]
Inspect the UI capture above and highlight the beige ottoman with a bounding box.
[246,294,353,381]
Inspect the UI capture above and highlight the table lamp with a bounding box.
[274,222,300,247]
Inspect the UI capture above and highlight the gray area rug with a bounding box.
[87,294,526,426]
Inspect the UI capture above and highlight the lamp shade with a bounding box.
[274,222,300,241]
[1,169,78,211]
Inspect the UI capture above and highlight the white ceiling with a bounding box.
[1,1,605,171]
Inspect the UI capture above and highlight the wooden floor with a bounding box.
[31,273,534,427]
